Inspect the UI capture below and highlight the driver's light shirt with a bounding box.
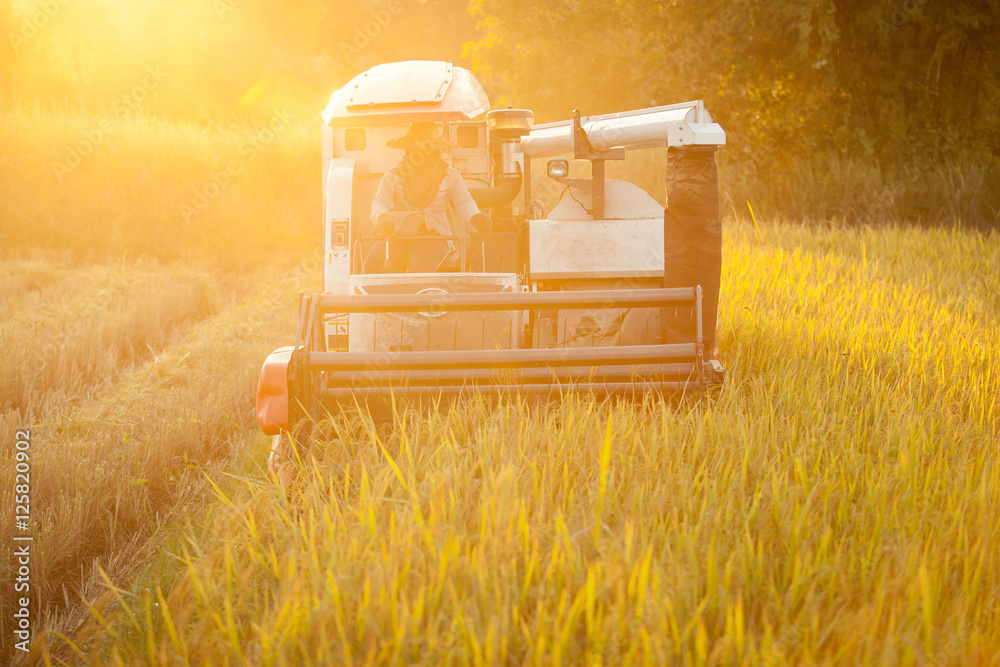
[370,165,481,236]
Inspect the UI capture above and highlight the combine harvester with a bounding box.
[256,61,726,474]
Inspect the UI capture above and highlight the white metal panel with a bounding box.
[585,106,694,151]
[448,121,490,178]
[321,125,333,202]
[323,61,490,126]
[324,159,355,294]
[666,122,727,148]
[529,219,664,280]
[347,273,521,352]
[520,102,726,157]
[348,62,452,108]
[548,180,662,221]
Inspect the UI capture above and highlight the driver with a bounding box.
[365,122,491,273]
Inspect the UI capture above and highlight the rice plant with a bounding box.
[28,220,997,665]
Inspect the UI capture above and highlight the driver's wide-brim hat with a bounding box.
[386,122,456,151]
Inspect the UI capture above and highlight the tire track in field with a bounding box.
[0,259,74,316]
[0,262,223,446]
[0,260,318,655]
[0,259,249,655]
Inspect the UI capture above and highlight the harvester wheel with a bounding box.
[267,433,298,490]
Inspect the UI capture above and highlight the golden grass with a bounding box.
[0,261,219,429]
[599,148,1000,227]
[0,103,318,269]
[3,103,997,664]
[718,154,1000,227]
[1,106,320,666]
[0,260,321,662]
[27,220,997,665]
[0,259,75,317]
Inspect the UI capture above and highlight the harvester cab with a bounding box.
[256,60,726,441]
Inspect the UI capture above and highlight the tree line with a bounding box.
[3,0,997,222]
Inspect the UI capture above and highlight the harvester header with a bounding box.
[258,60,726,478]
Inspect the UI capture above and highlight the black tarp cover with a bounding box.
[662,145,722,352]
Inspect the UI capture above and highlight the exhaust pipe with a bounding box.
[468,165,522,209]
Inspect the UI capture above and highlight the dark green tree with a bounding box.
[465,0,1000,169]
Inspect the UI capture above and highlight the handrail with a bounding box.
[309,343,697,371]
[286,284,709,419]
[316,287,697,313]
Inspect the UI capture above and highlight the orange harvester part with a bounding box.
[256,346,294,435]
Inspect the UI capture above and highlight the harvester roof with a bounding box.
[322,61,490,127]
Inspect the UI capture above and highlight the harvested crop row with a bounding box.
[0,258,76,317]
[0,262,219,424]
[0,263,319,661]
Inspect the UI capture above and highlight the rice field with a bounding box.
[4,218,996,665]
